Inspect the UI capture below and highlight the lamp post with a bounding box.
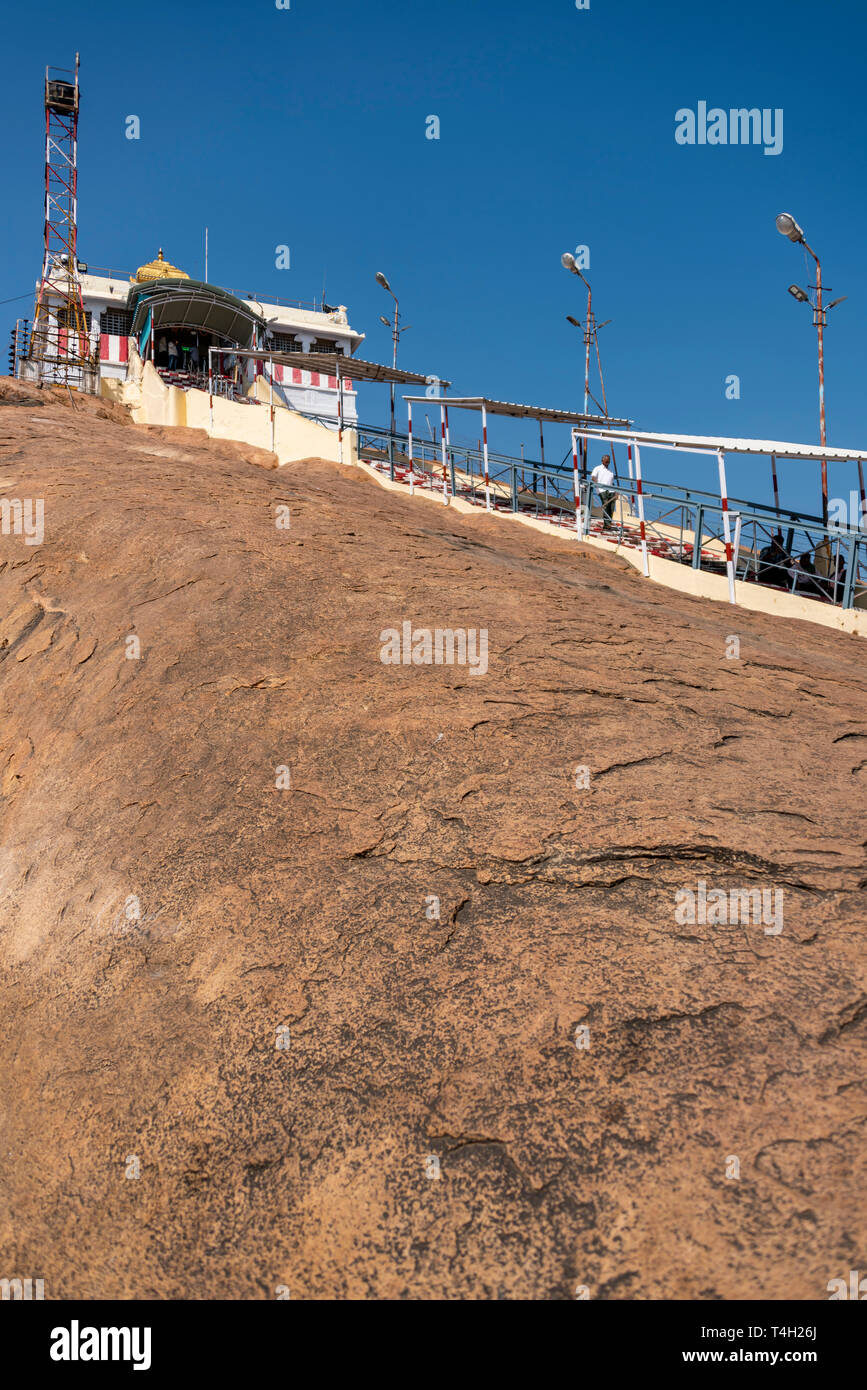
[561,254,592,421]
[775,213,845,525]
[379,314,411,348]
[563,255,615,488]
[565,312,612,417]
[565,314,583,412]
[375,271,400,442]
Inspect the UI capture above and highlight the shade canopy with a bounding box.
[579,426,867,463]
[224,348,451,387]
[403,394,630,429]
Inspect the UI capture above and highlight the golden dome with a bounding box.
[132,248,190,284]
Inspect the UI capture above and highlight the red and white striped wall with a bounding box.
[99,333,129,364]
[262,362,355,392]
[54,327,92,358]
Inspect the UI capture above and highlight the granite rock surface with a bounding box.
[1,379,865,1299]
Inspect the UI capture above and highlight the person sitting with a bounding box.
[793,549,824,598]
[787,555,813,592]
[757,533,787,586]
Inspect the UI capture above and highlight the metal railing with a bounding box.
[79,265,135,282]
[222,288,332,313]
[579,478,866,609]
[348,418,867,612]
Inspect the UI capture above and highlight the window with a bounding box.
[57,307,92,331]
[269,332,302,352]
[312,337,344,355]
[100,309,133,336]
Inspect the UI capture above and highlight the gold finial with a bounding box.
[132,249,189,284]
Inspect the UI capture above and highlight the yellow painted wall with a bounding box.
[248,375,358,465]
[99,377,126,405]
[122,349,357,467]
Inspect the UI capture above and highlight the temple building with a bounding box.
[74,249,364,424]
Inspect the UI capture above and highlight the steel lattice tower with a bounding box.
[28,53,93,388]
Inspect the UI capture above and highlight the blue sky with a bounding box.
[2,0,864,513]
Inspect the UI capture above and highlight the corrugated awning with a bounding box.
[221,348,450,388]
[580,426,867,463]
[402,395,630,428]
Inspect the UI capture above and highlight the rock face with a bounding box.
[1,379,865,1300]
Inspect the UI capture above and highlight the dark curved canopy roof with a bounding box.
[127,278,266,346]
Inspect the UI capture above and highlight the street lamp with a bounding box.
[375,270,400,441]
[776,212,804,242]
[375,271,399,369]
[775,212,844,524]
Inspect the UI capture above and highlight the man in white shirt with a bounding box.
[590,454,616,529]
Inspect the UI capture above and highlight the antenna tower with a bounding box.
[28,53,93,388]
